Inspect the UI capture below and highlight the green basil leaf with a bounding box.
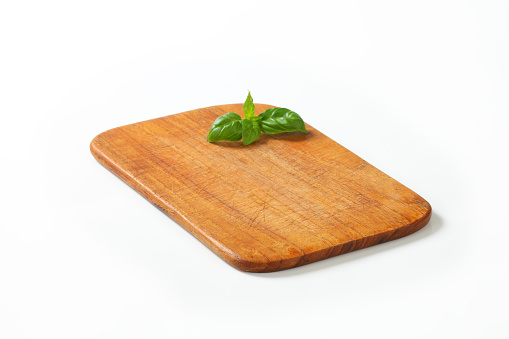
[259,107,308,134]
[241,118,261,146]
[207,112,242,142]
[243,91,255,120]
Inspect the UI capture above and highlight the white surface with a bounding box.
[1,1,508,338]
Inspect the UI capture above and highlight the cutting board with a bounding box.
[90,104,431,272]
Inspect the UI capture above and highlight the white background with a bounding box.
[1,1,508,338]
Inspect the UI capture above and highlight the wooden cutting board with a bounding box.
[90,104,431,273]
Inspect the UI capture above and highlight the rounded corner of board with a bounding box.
[90,127,121,156]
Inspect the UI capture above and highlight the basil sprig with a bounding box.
[207,92,308,146]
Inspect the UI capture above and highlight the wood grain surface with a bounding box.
[90,104,431,272]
